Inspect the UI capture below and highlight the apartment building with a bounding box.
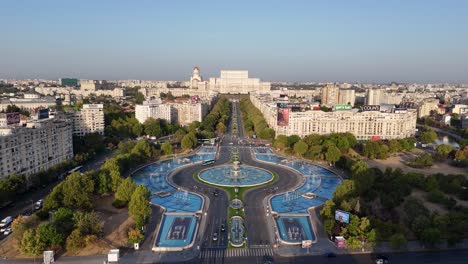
[72,104,105,136]
[0,119,73,179]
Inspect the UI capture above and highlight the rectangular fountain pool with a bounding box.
[156,215,198,248]
[276,216,315,243]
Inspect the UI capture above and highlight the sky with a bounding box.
[1,0,467,83]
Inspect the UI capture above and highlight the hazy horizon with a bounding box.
[1,0,467,83]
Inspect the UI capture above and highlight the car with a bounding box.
[3,227,12,236]
[213,190,219,197]
[220,224,226,232]
[262,255,274,264]
[212,232,218,241]
[375,255,389,264]
[0,216,12,228]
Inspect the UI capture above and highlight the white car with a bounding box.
[3,227,12,236]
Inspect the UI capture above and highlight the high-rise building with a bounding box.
[0,119,73,179]
[135,101,173,124]
[59,78,79,86]
[338,88,356,106]
[366,88,384,105]
[321,83,340,106]
[169,101,209,126]
[72,104,105,136]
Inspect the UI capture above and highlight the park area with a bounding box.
[364,149,468,176]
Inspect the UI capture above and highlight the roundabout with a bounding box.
[198,161,274,187]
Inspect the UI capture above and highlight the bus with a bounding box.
[68,165,83,174]
[202,159,215,166]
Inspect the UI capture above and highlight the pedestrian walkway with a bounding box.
[200,247,274,258]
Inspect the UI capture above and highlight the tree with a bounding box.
[129,185,151,229]
[173,128,187,142]
[131,140,153,161]
[454,150,467,161]
[293,141,308,156]
[96,171,111,195]
[52,207,74,233]
[135,92,145,104]
[118,141,136,154]
[435,144,453,159]
[286,135,301,148]
[115,178,137,203]
[420,130,437,144]
[216,122,226,134]
[333,180,356,203]
[61,172,95,210]
[363,141,381,159]
[273,135,288,150]
[66,229,85,253]
[37,223,64,250]
[128,228,144,244]
[421,228,441,246]
[325,145,341,165]
[143,118,164,137]
[73,211,103,236]
[390,233,407,249]
[181,132,197,150]
[161,142,173,155]
[20,229,43,256]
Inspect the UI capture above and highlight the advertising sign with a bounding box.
[394,108,408,114]
[334,104,352,111]
[371,135,381,141]
[6,112,20,125]
[335,210,350,224]
[38,109,49,119]
[362,105,381,111]
[277,108,290,126]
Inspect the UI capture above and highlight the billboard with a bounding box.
[362,105,381,112]
[335,210,350,224]
[277,107,290,126]
[334,104,352,111]
[6,112,20,125]
[38,109,49,119]
[371,135,381,141]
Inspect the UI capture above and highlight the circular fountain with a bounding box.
[198,164,274,187]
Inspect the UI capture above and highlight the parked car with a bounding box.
[3,227,12,236]
[0,216,12,228]
[375,255,389,264]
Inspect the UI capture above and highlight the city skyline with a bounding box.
[1,0,468,83]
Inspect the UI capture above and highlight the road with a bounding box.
[416,124,463,141]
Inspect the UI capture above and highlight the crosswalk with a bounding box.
[200,247,274,259]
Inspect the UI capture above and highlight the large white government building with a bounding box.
[0,118,73,179]
[138,67,270,98]
[251,93,417,140]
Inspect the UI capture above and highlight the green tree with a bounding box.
[73,211,103,236]
[37,222,64,250]
[435,144,453,159]
[128,228,144,244]
[333,180,356,204]
[273,135,288,150]
[96,171,111,195]
[390,233,407,249]
[363,141,381,159]
[421,228,441,246]
[216,122,226,134]
[131,140,153,161]
[420,130,437,144]
[325,145,341,165]
[181,132,197,150]
[135,92,145,104]
[52,207,75,233]
[118,141,136,154]
[61,172,95,210]
[66,229,85,253]
[115,178,137,203]
[286,135,301,148]
[293,140,308,156]
[129,185,151,229]
[143,118,164,137]
[20,229,43,256]
[161,142,173,155]
[173,128,187,142]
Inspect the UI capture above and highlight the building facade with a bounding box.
[0,119,73,179]
[72,104,105,136]
[208,70,271,94]
[321,83,340,106]
[135,101,173,124]
[251,93,417,140]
